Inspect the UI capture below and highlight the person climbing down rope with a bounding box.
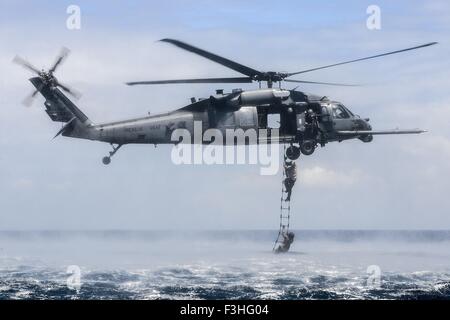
[275,231,295,253]
[283,160,297,201]
[273,145,298,254]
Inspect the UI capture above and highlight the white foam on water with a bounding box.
[1,231,450,299]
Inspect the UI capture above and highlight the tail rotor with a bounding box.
[13,47,81,106]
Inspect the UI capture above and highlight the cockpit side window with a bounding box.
[332,104,350,119]
[341,104,354,116]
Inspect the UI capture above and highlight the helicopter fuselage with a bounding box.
[72,88,371,150]
[18,38,432,165]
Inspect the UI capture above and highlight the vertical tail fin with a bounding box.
[29,77,91,125]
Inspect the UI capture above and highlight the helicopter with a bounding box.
[13,39,436,164]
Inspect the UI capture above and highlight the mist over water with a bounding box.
[1,230,450,299]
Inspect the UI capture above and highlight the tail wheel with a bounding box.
[102,157,111,165]
[300,140,316,156]
[286,145,301,160]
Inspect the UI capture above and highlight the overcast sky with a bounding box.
[0,0,449,230]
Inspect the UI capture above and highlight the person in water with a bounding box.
[275,231,295,253]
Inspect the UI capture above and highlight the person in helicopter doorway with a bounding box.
[304,108,318,138]
[283,159,297,201]
[275,231,295,253]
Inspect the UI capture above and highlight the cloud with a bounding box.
[403,135,450,159]
[301,166,364,188]
[12,178,34,190]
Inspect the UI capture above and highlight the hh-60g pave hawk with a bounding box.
[14,39,436,164]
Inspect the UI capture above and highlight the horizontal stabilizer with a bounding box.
[53,117,77,139]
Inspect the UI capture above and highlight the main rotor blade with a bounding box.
[56,81,82,99]
[160,38,263,78]
[284,79,359,86]
[49,47,70,73]
[126,77,253,86]
[12,55,40,74]
[287,42,438,77]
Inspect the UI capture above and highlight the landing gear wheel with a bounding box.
[286,145,301,160]
[300,140,316,156]
[102,144,123,165]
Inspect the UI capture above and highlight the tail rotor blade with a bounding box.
[22,89,39,107]
[49,47,70,73]
[22,80,45,107]
[13,55,41,75]
[56,81,82,100]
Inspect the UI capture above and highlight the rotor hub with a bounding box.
[255,72,286,83]
[39,71,56,86]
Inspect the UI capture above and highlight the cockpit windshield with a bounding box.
[332,103,351,119]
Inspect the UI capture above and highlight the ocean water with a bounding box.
[0,230,450,300]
